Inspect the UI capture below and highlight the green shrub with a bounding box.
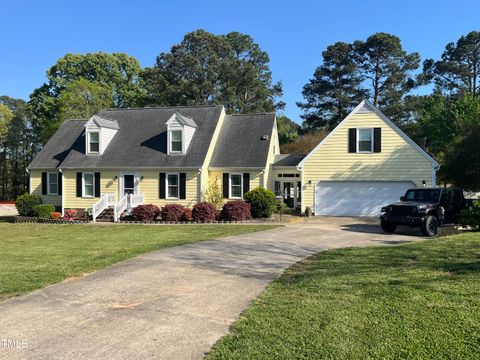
[244,187,276,218]
[460,201,480,227]
[33,204,56,218]
[16,193,43,216]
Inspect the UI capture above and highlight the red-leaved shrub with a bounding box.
[220,200,252,221]
[161,204,185,222]
[50,211,62,219]
[132,204,160,222]
[192,202,217,222]
[182,208,192,221]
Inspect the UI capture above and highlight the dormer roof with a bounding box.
[86,115,120,130]
[166,112,198,128]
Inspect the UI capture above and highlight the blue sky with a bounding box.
[1,0,478,122]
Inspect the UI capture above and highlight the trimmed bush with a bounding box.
[220,200,252,221]
[64,209,77,221]
[50,212,62,219]
[460,201,480,227]
[161,204,185,222]
[244,187,276,218]
[16,193,42,216]
[192,202,217,222]
[33,204,56,218]
[132,204,160,222]
[182,208,192,221]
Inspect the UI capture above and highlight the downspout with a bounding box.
[198,168,203,202]
[59,168,64,216]
[26,169,30,193]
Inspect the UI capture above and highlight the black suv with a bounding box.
[380,187,467,237]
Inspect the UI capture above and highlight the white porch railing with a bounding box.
[114,194,129,222]
[92,193,115,223]
[130,193,144,208]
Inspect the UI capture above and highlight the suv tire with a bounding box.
[381,220,397,233]
[421,215,438,237]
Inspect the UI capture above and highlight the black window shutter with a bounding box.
[179,173,186,199]
[58,173,62,195]
[222,173,229,198]
[94,172,101,197]
[348,128,357,153]
[41,172,47,195]
[159,173,166,199]
[76,172,82,197]
[373,128,381,153]
[243,173,250,196]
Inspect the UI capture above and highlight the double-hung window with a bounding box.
[83,173,94,197]
[167,174,179,199]
[170,130,183,153]
[230,174,242,199]
[88,132,100,153]
[47,173,58,195]
[357,128,373,152]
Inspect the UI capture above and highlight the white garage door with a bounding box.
[315,181,415,216]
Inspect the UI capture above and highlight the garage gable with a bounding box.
[298,99,439,213]
[299,99,438,168]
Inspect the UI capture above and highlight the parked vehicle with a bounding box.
[380,187,469,236]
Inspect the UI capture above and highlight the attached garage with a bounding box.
[314,181,415,216]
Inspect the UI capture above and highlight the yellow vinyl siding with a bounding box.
[264,119,280,191]
[62,170,199,209]
[301,112,433,212]
[139,170,199,208]
[208,170,262,201]
[201,107,227,200]
[30,170,62,207]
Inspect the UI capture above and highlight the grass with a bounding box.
[207,232,480,359]
[0,223,277,299]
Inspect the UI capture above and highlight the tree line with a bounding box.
[0,29,479,200]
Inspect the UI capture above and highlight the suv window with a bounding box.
[440,190,450,204]
[452,189,463,202]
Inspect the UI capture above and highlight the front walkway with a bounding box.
[0,217,422,359]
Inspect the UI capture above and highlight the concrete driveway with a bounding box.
[0,217,423,360]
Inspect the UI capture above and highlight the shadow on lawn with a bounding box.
[0,216,15,223]
[340,222,423,237]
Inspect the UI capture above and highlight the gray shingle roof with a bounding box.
[273,154,306,167]
[176,113,197,128]
[28,105,224,169]
[93,115,119,129]
[209,113,275,168]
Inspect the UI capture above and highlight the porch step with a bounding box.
[96,207,115,222]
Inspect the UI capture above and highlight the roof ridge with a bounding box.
[228,112,275,116]
[100,104,222,111]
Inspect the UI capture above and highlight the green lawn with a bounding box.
[0,223,277,300]
[207,233,480,359]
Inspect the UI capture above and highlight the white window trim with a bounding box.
[229,173,243,199]
[87,130,101,155]
[166,173,180,200]
[168,130,184,154]
[82,172,95,198]
[47,172,58,195]
[356,128,373,153]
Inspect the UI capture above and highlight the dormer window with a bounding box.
[84,115,119,155]
[170,130,183,153]
[88,132,100,153]
[166,113,197,155]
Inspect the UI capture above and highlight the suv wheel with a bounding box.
[421,215,438,237]
[381,220,397,233]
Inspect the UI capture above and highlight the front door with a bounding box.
[283,181,295,208]
[123,174,135,196]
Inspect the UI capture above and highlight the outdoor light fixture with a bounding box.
[113,176,118,181]
[422,180,426,187]
[140,176,144,181]
[308,180,312,184]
